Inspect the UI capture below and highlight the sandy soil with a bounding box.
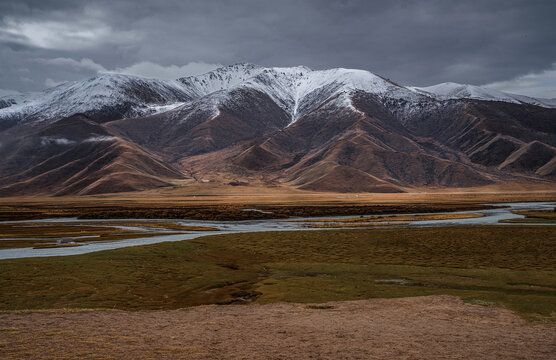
[1,296,554,359]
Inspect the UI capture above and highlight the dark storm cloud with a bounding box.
[1,0,555,97]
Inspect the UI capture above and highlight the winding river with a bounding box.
[0,201,554,260]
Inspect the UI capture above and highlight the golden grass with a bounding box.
[0,181,554,222]
[1,181,554,205]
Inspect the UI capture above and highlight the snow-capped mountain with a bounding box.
[0,64,554,196]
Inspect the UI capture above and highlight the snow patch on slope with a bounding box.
[144,102,187,115]
[40,137,76,146]
[83,135,117,143]
[165,90,226,124]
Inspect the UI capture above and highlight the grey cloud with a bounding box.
[36,57,107,72]
[484,63,556,98]
[0,14,141,51]
[0,0,555,97]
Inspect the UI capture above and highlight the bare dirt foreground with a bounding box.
[1,296,555,360]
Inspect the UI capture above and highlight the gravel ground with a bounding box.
[1,295,554,359]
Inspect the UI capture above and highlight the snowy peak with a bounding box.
[177,63,264,97]
[179,64,414,101]
[409,82,555,108]
[173,64,422,126]
[183,65,423,123]
[245,67,421,124]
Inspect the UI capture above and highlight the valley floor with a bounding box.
[2,295,555,360]
[0,195,554,359]
[1,183,555,221]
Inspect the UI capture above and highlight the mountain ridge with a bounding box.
[2,63,554,128]
[0,64,554,195]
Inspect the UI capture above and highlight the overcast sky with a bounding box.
[1,0,555,98]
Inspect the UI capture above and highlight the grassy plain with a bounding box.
[1,226,555,323]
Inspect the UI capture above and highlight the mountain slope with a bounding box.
[240,91,494,190]
[402,100,556,179]
[0,114,186,196]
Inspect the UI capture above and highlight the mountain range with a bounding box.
[0,63,555,196]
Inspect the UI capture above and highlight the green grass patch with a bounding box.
[0,226,555,322]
